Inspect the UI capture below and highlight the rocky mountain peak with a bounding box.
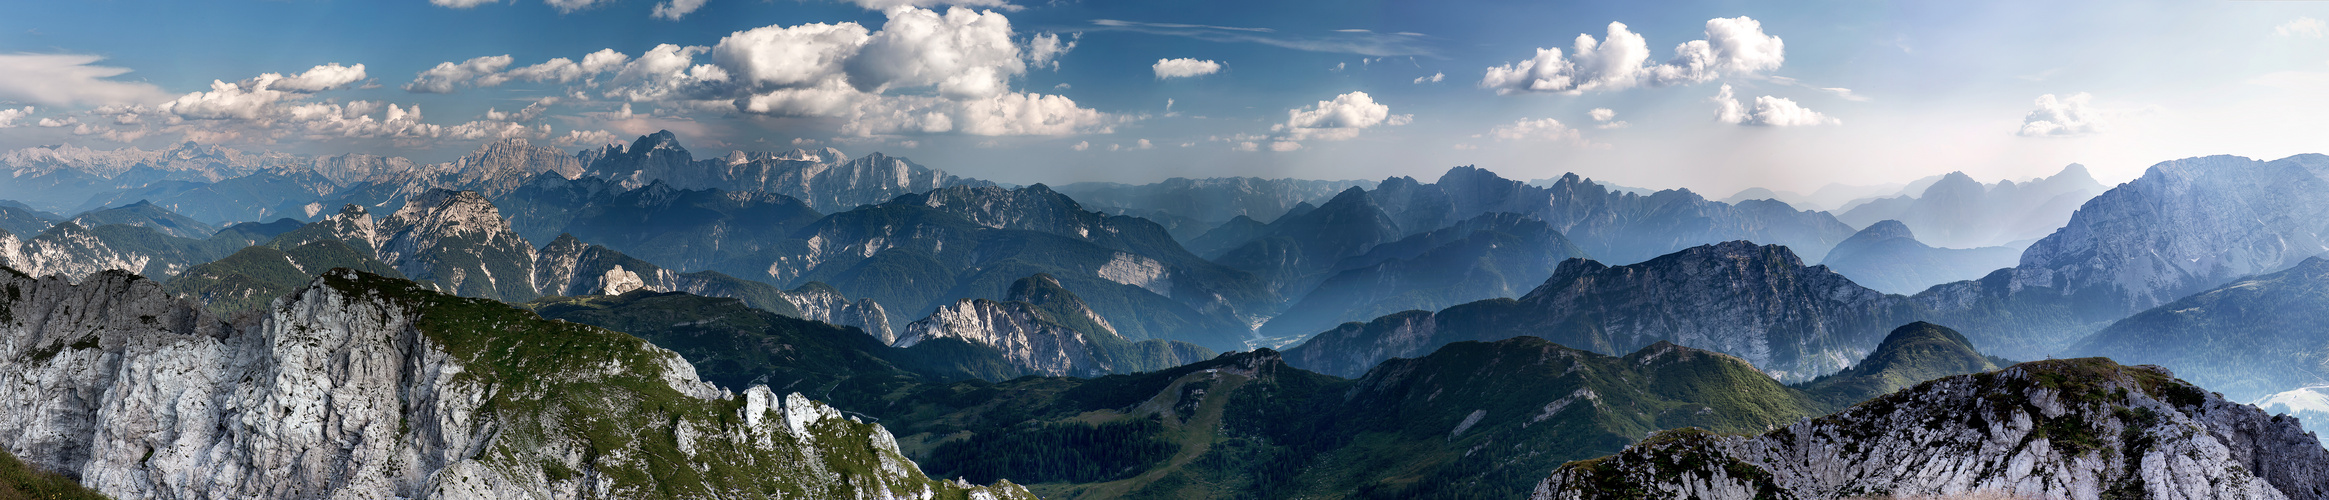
[1616,240,1809,275]
[1007,273,1072,304]
[635,129,687,153]
[1534,357,2329,499]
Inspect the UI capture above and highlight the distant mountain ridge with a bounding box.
[1285,241,1918,382]
[582,130,987,213]
[1838,164,2105,249]
[1818,220,2020,294]
[1914,153,2329,358]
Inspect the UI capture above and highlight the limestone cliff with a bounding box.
[0,266,1033,499]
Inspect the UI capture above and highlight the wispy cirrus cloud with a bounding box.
[0,54,173,107]
[1088,19,1433,57]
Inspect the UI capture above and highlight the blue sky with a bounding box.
[3,0,2326,196]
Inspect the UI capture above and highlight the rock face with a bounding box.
[0,267,1034,499]
[0,214,266,283]
[1917,154,2329,359]
[583,130,985,213]
[0,223,159,281]
[777,282,895,344]
[895,274,1212,377]
[371,189,542,301]
[1533,358,2329,500]
[1819,220,2020,295]
[898,298,1107,376]
[1285,241,1917,382]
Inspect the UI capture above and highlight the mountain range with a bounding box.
[1835,164,2106,249]
[2,133,2327,498]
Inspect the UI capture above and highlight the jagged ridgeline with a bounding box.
[0,266,1032,499]
[538,288,2019,500]
[1535,358,2329,499]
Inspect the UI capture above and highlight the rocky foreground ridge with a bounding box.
[0,266,1031,499]
[1533,358,2329,499]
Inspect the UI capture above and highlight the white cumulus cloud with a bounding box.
[545,0,611,13]
[653,0,708,20]
[1486,117,1595,147]
[1588,107,1628,129]
[2017,92,2103,137]
[405,55,515,93]
[1272,91,1410,141]
[264,63,368,92]
[2279,17,2325,38]
[0,106,33,128]
[430,0,497,8]
[398,6,1110,138]
[1413,72,1443,84]
[1153,58,1222,79]
[842,0,1019,11]
[1481,16,1783,95]
[1028,32,1076,70]
[1709,84,1836,127]
[843,6,1025,98]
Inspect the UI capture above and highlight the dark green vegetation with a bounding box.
[523,290,1019,404]
[166,239,406,315]
[546,283,2003,500]
[1797,322,2008,407]
[2066,256,2329,401]
[316,270,1027,498]
[0,449,109,500]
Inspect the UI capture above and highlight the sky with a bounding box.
[2,0,2326,197]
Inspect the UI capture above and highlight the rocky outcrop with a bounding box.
[1533,358,2329,499]
[897,298,1106,376]
[0,223,157,281]
[373,190,542,301]
[895,274,1211,377]
[0,266,1035,499]
[778,282,895,344]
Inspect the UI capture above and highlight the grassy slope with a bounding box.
[0,449,108,500]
